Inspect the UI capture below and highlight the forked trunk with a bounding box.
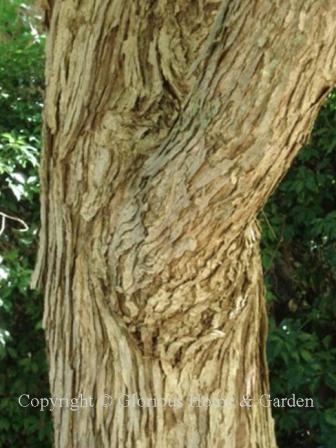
[33,0,336,446]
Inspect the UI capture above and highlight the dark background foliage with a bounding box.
[261,93,336,447]
[0,1,51,446]
[0,1,335,446]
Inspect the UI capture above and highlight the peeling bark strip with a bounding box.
[33,1,336,447]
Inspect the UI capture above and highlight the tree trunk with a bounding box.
[33,1,336,446]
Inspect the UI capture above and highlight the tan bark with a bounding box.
[33,1,336,447]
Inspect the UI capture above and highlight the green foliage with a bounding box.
[262,93,336,447]
[0,0,43,133]
[0,1,51,447]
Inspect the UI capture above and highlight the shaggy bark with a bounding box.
[33,1,336,447]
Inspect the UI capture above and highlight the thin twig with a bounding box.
[0,211,29,236]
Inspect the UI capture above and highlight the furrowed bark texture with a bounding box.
[33,1,336,447]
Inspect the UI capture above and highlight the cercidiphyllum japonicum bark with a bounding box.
[32,0,336,446]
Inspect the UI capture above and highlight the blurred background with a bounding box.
[0,1,335,446]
